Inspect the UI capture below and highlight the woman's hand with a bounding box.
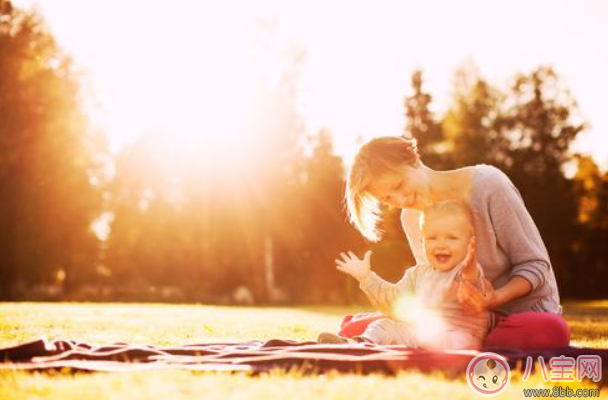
[457,277,496,314]
[335,250,372,282]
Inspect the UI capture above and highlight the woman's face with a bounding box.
[366,165,429,210]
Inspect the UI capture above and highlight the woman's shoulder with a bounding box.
[474,164,509,181]
[471,164,523,212]
[473,164,516,193]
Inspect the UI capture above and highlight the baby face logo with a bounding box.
[467,352,511,396]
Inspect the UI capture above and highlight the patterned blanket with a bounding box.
[1,338,607,376]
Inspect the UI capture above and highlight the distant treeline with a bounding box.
[1,1,606,303]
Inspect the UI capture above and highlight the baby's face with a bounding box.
[422,212,472,272]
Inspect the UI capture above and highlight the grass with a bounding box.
[0,301,606,399]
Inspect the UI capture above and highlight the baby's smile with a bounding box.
[433,252,451,263]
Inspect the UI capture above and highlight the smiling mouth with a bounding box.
[435,254,451,263]
[483,383,488,388]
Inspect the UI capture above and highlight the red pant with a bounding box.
[338,311,570,349]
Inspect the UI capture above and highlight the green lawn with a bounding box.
[0,301,606,399]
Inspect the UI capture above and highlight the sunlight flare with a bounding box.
[393,292,447,347]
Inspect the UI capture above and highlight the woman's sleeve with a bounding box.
[488,172,551,291]
[358,267,416,317]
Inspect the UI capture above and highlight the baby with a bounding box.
[318,200,491,349]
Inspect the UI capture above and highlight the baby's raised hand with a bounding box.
[335,250,372,281]
[460,236,478,280]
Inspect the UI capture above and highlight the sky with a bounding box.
[13,0,608,170]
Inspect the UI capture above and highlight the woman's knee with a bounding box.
[485,312,570,349]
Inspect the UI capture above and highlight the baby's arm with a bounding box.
[358,268,416,317]
[335,250,415,317]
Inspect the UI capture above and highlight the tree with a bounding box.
[441,63,507,168]
[499,67,585,177]
[0,0,106,298]
[404,70,447,169]
[286,130,366,303]
[568,156,608,297]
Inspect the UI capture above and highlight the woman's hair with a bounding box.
[345,136,421,242]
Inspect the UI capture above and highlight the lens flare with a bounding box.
[393,292,447,348]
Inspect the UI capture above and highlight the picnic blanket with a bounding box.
[1,338,607,376]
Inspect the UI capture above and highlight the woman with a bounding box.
[339,136,570,349]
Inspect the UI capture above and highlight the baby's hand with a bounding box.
[335,250,372,281]
[459,236,478,280]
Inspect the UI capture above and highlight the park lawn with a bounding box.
[0,301,606,400]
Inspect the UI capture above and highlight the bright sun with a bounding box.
[72,2,288,165]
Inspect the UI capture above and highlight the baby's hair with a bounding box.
[419,200,474,233]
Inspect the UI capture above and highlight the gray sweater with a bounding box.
[361,164,561,318]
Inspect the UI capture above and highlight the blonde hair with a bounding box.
[419,200,474,234]
[345,136,421,242]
